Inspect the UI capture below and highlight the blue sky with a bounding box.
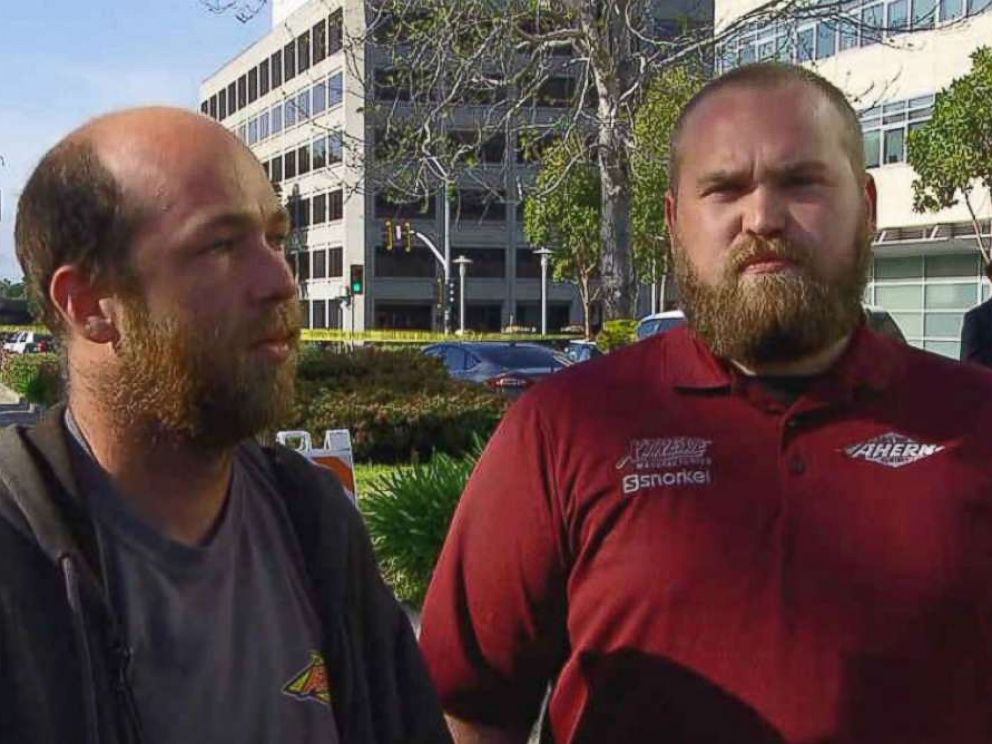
[0,0,272,280]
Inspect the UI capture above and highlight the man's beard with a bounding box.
[101,296,301,450]
[673,227,872,367]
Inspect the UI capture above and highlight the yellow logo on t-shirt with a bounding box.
[283,651,331,706]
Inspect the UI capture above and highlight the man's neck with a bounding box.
[731,333,853,378]
[68,394,234,547]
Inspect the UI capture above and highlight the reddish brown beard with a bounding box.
[102,296,301,449]
[673,230,872,366]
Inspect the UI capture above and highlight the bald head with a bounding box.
[15,107,260,332]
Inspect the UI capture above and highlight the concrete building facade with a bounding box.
[715,0,992,358]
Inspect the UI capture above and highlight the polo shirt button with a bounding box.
[788,455,806,475]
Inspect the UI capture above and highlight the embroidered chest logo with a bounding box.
[616,437,713,495]
[843,432,945,468]
[283,651,331,706]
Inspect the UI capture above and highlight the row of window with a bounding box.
[259,132,344,183]
[300,298,343,329]
[372,70,593,109]
[373,190,520,222]
[861,94,935,166]
[284,189,345,229]
[719,0,992,70]
[290,246,344,283]
[202,10,343,121]
[234,73,344,144]
[373,246,547,279]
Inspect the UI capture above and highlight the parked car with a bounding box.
[564,340,603,363]
[634,306,906,344]
[423,341,572,395]
[3,331,54,354]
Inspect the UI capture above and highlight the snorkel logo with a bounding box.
[616,437,713,495]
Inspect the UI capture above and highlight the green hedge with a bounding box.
[596,318,639,351]
[290,346,508,462]
[0,352,62,406]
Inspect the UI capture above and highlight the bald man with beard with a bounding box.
[0,108,450,744]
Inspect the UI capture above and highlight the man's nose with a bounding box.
[250,235,298,305]
[741,185,786,238]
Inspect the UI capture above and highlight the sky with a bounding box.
[0,0,273,280]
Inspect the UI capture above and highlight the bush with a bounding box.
[596,318,638,351]
[289,346,508,462]
[0,352,62,406]
[360,445,480,606]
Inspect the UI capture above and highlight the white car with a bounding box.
[3,331,54,354]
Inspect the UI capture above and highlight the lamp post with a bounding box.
[533,247,553,335]
[453,255,473,335]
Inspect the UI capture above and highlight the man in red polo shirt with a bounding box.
[419,62,992,744]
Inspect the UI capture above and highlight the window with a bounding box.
[313,137,327,169]
[284,149,297,179]
[861,4,883,44]
[374,244,435,277]
[237,74,247,109]
[328,247,343,277]
[259,58,270,96]
[284,40,296,80]
[328,130,343,164]
[271,50,283,87]
[259,110,270,140]
[296,251,310,281]
[200,100,208,115]
[969,0,992,13]
[887,0,910,29]
[739,40,756,64]
[248,67,258,103]
[482,134,506,164]
[329,10,343,55]
[299,300,310,327]
[940,0,965,19]
[295,89,310,121]
[796,27,815,61]
[374,192,436,219]
[261,159,270,180]
[864,130,881,168]
[218,88,228,119]
[313,249,327,280]
[209,95,218,120]
[248,118,258,145]
[313,81,327,114]
[313,192,327,223]
[238,124,247,141]
[271,104,283,134]
[537,77,576,107]
[328,72,343,107]
[298,198,311,228]
[457,248,505,278]
[456,189,505,221]
[883,127,905,164]
[297,145,311,175]
[815,22,836,59]
[285,98,297,127]
[271,154,283,183]
[838,15,859,49]
[913,0,937,26]
[329,189,343,221]
[313,20,327,64]
[297,30,311,73]
[313,299,326,327]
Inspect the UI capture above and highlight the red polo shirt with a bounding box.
[420,326,992,743]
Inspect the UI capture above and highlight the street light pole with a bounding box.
[534,247,553,335]
[453,255,472,335]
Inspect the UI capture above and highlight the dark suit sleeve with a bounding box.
[960,308,992,366]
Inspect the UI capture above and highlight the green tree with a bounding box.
[908,46,992,265]
[523,133,601,339]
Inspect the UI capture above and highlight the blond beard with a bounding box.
[99,296,301,450]
[673,229,872,366]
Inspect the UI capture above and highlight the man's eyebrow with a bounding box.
[695,160,830,188]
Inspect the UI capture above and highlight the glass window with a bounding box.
[924,340,959,358]
[914,0,937,26]
[271,50,283,88]
[298,31,311,73]
[208,95,218,120]
[739,41,756,64]
[876,284,922,309]
[296,90,310,120]
[861,4,883,44]
[218,89,228,120]
[237,74,247,108]
[816,22,836,58]
[924,312,964,336]
[329,130,343,163]
[926,253,979,278]
[875,255,923,279]
[313,193,327,223]
[270,154,283,183]
[247,118,258,145]
[329,247,343,277]
[329,11,343,55]
[299,300,310,327]
[313,250,327,280]
[890,312,923,337]
[227,81,237,113]
[312,137,327,169]
[329,189,343,221]
[259,59,270,96]
[297,145,311,175]
[969,0,992,12]
[259,111,270,140]
[796,28,815,62]
[284,149,297,179]
[284,40,296,80]
[313,20,327,64]
[864,130,881,168]
[887,0,910,28]
[313,82,327,114]
[248,67,258,103]
[757,40,775,60]
[237,124,246,142]
[926,282,976,308]
[285,99,297,127]
[838,16,859,49]
[328,73,343,107]
[313,300,327,328]
[271,104,283,134]
[940,0,965,18]
[883,127,905,164]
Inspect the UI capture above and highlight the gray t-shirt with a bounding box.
[66,414,339,744]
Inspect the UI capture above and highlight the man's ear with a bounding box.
[665,190,678,237]
[864,173,878,232]
[49,265,120,344]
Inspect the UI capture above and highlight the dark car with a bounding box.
[423,341,572,395]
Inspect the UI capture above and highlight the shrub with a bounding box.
[360,445,480,606]
[0,352,62,406]
[596,318,638,351]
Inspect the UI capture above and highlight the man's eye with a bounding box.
[268,233,289,250]
[207,238,237,253]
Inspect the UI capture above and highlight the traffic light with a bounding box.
[384,219,395,251]
[350,264,364,295]
[447,278,457,308]
[403,221,414,253]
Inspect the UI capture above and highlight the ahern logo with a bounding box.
[622,469,711,495]
[843,432,944,469]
